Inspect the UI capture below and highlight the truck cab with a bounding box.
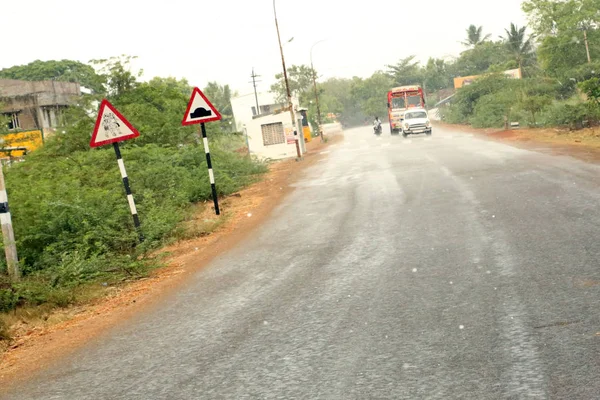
[387,85,425,134]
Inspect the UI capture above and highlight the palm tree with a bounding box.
[462,25,491,47]
[501,23,534,73]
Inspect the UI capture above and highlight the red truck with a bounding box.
[387,85,425,134]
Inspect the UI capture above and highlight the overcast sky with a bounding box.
[3,0,527,97]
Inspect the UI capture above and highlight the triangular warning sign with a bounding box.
[90,99,140,148]
[182,87,222,126]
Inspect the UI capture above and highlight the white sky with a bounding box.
[3,0,527,97]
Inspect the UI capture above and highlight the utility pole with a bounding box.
[273,0,302,159]
[0,161,19,280]
[310,40,326,142]
[583,29,592,64]
[250,68,261,116]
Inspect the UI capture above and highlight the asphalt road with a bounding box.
[3,125,600,399]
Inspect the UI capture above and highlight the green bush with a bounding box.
[444,74,516,124]
[0,288,18,313]
[469,93,512,128]
[0,135,266,312]
[540,101,600,129]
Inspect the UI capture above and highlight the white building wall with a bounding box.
[231,92,300,132]
[244,113,303,160]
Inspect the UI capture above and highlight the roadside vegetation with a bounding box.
[272,0,600,131]
[0,57,267,338]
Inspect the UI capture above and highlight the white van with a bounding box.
[402,108,432,137]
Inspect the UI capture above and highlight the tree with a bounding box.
[90,55,142,98]
[0,59,106,93]
[523,0,600,75]
[386,56,423,86]
[319,78,365,127]
[203,82,236,132]
[450,41,513,77]
[113,77,199,146]
[423,58,453,91]
[462,25,491,47]
[579,77,600,103]
[270,65,316,104]
[501,23,535,73]
[536,33,597,77]
[522,0,600,36]
[520,95,552,125]
[351,72,394,119]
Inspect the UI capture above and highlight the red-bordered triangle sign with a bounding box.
[90,99,140,148]
[182,87,222,126]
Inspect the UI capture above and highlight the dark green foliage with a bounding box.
[0,56,266,315]
[0,59,106,94]
[579,77,600,103]
[541,101,600,128]
[0,138,266,312]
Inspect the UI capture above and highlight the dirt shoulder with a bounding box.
[0,134,343,388]
[436,122,600,164]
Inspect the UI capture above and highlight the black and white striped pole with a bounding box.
[0,161,19,280]
[90,99,144,243]
[182,87,224,216]
[200,123,220,215]
[113,142,144,242]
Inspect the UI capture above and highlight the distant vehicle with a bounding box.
[373,117,382,135]
[374,123,382,135]
[402,108,432,137]
[387,85,425,134]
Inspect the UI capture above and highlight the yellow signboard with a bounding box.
[454,68,522,89]
[0,130,44,157]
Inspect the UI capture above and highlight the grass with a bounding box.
[0,133,267,345]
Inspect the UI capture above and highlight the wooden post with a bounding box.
[0,162,19,280]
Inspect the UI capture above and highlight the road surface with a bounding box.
[3,125,600,399]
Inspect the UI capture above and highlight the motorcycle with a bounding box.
[373,123,382,135]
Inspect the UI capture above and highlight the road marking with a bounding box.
[319,151,331,155]
[382,143,391,147]
[403,140,412,144]
[424,138,432,141]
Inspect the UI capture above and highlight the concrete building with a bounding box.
[231,92,290,132]
[0,79,81,133]
[232,91,305,160]
[243,112,304,161]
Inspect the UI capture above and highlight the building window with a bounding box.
[260,105,271,114]
[251,106,257,116]
[261,122,285,146]
[4,113,20,130]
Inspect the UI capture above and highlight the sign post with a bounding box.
[90,99,144,242]
[182,87,222,216]
[0,161,19,280]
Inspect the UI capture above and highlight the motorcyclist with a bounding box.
[373,117,382,133]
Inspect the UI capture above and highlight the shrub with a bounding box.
[0,134,266,313]
[540,101,600,129]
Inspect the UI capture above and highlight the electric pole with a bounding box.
[250,68,261,116]
[310,40,326,143]
[273,0,302,159]
[583,29,592,64]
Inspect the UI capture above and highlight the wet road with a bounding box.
[3,125,600,399]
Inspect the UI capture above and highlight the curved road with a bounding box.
[3,125,600,399]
